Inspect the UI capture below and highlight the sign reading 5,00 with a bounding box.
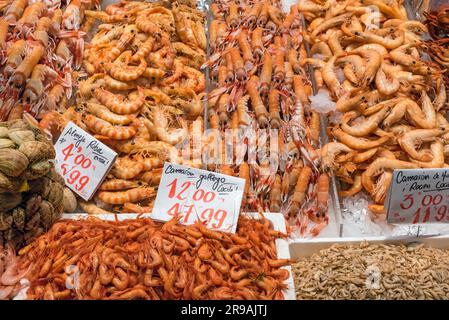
[152,163,245,233]
[54,122,117,201]
[386,169,449,224]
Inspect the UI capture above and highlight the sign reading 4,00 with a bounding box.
[54,122,117,201]
[152,163,245,233]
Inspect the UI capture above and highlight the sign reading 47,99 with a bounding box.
[54,122,117,201]
[152,163,245,233]
[386,169,449,224]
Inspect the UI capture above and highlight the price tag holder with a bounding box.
[152,162,245,233]
[385,168,449,224]
[54,122,117,201]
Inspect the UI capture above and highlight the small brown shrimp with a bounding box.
[99,179,140,191]
[98,187,155,205]
[85,115,137,140]
[122,203,153,214]
[85,101,136,126]
[79,201,113,215]
[132,36,155,62]
[339,174,363,197]
[94,87,145,115]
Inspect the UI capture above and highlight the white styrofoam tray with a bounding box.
[63,212,296,300]
[289,235,449,260]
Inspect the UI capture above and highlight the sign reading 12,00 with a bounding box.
[386,169,449,224]
[152,163,245,233]
[54,122,117,201]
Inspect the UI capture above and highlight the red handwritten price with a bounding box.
[386,169,449,224]
[54,122,117,201]
[164,178,227,229]
[153,163,245,233]
[59,144,91,192]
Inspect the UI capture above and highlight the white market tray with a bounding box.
[62,212,296,300]
[289,235,449,259]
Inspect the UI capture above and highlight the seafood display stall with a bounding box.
[1,0,449,300]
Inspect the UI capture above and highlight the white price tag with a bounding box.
[152,162,245,233]
[54,122,117,201]
[385,169,449,224]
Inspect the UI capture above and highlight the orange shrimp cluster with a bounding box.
[204,0,329,236]
[13,215,290,300]
[38,1,208,214]
[0,0,98,121]
[300,0,449,214]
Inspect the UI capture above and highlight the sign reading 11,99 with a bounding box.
[386,169,449,224]
[54,122,117,201]
[152,163,245,233]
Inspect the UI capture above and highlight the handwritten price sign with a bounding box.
[152,163,245,233]
[386,169,449,224]
[54,122,117,201]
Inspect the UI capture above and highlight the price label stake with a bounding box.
[386,168,449,224]
[153,162,245,233]
[54,122,117,201]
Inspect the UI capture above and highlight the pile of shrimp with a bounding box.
[39,0,207,214]
[299,0,448,214]
[203,0,330,236]
[0,245,28,300]
[0,0,99,121]
[8,215,290,300]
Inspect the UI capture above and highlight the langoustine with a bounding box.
[203,0,329,236]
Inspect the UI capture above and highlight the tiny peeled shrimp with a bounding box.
[411,141,445,168]
[247,76,269,128]
[98,187,155,205]
[85,115,137,140]
[361,158,418,195]
[339,174,363,197]
[332,127,390,150]
[94,87,145,115]
[288,166,313,217]
[341,107,390,137]
[99,179,140,191]
[398,128,446,162]
[85,101,136,125]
